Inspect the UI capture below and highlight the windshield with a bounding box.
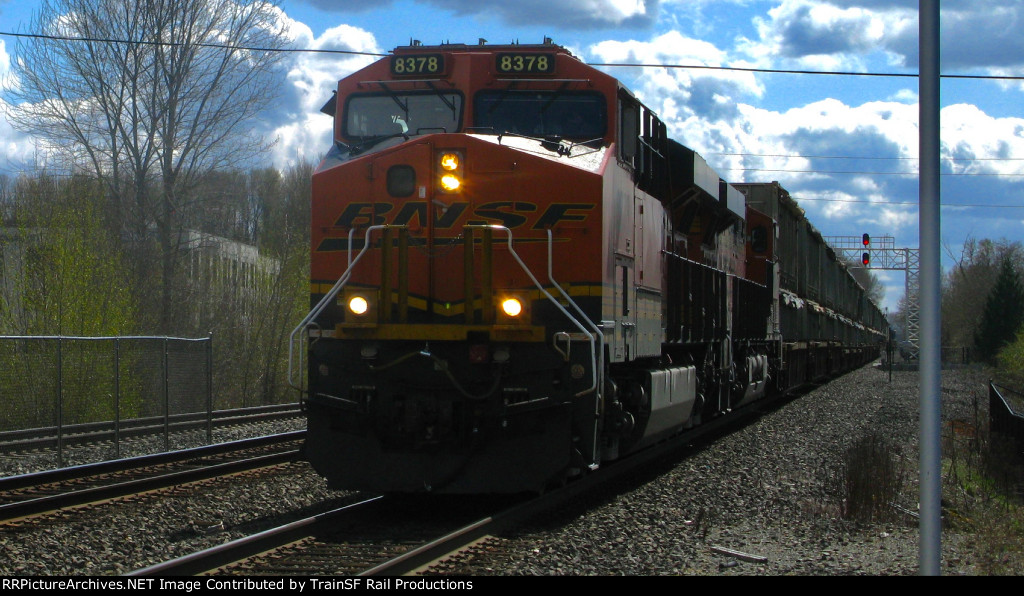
[474,91,606,139]
[344,91,463,140]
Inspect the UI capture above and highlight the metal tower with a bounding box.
[824,235,920,360]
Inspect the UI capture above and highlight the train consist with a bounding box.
[290,39,887,494]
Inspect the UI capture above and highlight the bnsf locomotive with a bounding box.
[289,39,887,494]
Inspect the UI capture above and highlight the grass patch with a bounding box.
[944,422,1024,574]
[838,432,907,523]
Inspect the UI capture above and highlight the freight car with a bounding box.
[288,39,887,494]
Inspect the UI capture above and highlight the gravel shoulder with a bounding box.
[441,364,993,576]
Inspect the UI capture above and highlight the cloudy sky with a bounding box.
[1,0,1023,312]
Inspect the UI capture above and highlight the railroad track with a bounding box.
[0,431,304,523]
[0,404,302,454]
[128,493,523,576]
[0,380,814,575]
[126,396,786,577]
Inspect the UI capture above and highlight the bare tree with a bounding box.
[3,0,290,331]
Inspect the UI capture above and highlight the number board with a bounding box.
[496,53,556,74]
[390,54,445,76]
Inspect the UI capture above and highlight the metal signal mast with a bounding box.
[824,235,920,360]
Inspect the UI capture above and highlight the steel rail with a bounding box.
[126,496,387,576]
[0,404,301,452]
[0,432,304,521]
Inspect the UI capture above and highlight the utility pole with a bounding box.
[919,0,942,576]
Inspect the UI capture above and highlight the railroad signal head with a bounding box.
[862,233,870,246]
[862,252,870,266]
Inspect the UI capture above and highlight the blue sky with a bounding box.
[1,0,1023,313]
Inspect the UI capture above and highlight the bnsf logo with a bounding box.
[333,201,594,230]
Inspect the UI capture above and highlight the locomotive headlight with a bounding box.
[496,292,530,324]
[349,295,369,315]
[501,298,523,317]
[437,150,464,193]
[440,174,461,191]
[341,289,376,324]
[439,152,460,171]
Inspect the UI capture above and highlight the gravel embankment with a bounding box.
[0,364,1000,575]
[446,364,993,576]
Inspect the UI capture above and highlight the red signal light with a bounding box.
[862,233,870,246]
[862,252,870,266]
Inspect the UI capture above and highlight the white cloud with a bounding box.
[739,0,1024,74]
[0,38,9,79]
[258,14,382,168]
[0,39,37,173]
[941,104,1024,177]
[737,0,915,71]
[284,22,380,115]
[888,89,917,104]
[265,115,334,170]
[0,102,39,172]
[589,31,763,125]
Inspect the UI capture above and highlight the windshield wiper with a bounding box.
[378,82,409,121]
[484,82,519,121]
[425,81,457,120]
[540,82,570,114]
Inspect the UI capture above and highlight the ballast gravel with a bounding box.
[453,364,992,576]
[0,364,1003,575]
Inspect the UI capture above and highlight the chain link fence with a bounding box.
[0,336,212,466]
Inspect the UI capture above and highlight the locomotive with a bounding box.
[289,39,887,494]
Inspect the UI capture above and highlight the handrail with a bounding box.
[288,225,397,391]
[991,381,1024,416]
[544,229,603,398]
[544,229,605,470]
[465,225,600,399]
[990,381,1024,448]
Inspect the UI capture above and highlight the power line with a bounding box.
[710,152,1024,162]
[2,31,1022,181]
[0,30,388,58]
[588,62,1024,81]
[793,196,1024,208]
[2,30,1023,81]
[721,167,1024,177]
